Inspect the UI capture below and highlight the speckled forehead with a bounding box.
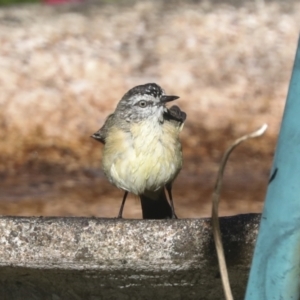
[119,83,166,105]
[143,85,165,98]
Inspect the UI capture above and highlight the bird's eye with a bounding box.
[138,100,148,108]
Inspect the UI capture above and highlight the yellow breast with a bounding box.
[102,119,182,195]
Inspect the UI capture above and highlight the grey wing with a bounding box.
[165,105,187,126]
[91,113,115,144]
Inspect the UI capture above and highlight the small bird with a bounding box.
[92,83,186,219]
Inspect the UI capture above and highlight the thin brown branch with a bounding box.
[211,124,268,300]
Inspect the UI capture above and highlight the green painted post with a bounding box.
[245,36,300,299]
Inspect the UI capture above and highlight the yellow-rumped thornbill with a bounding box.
[92,83,186,219]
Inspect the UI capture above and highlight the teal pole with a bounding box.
[245,36,300,299]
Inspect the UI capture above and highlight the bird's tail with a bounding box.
[140,189,172,219]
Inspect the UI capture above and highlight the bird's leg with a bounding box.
[166,184,177,219]
[117,191,128,218]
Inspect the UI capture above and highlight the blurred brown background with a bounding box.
[0,0,299,218]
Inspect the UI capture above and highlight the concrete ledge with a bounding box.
[0,214,261,300]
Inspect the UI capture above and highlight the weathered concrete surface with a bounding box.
[0,214,261,300]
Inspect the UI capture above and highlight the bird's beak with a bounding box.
[160,95,179,103]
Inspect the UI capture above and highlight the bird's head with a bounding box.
[115,83,179,123]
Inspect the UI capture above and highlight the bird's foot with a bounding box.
[171,213,178,219]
